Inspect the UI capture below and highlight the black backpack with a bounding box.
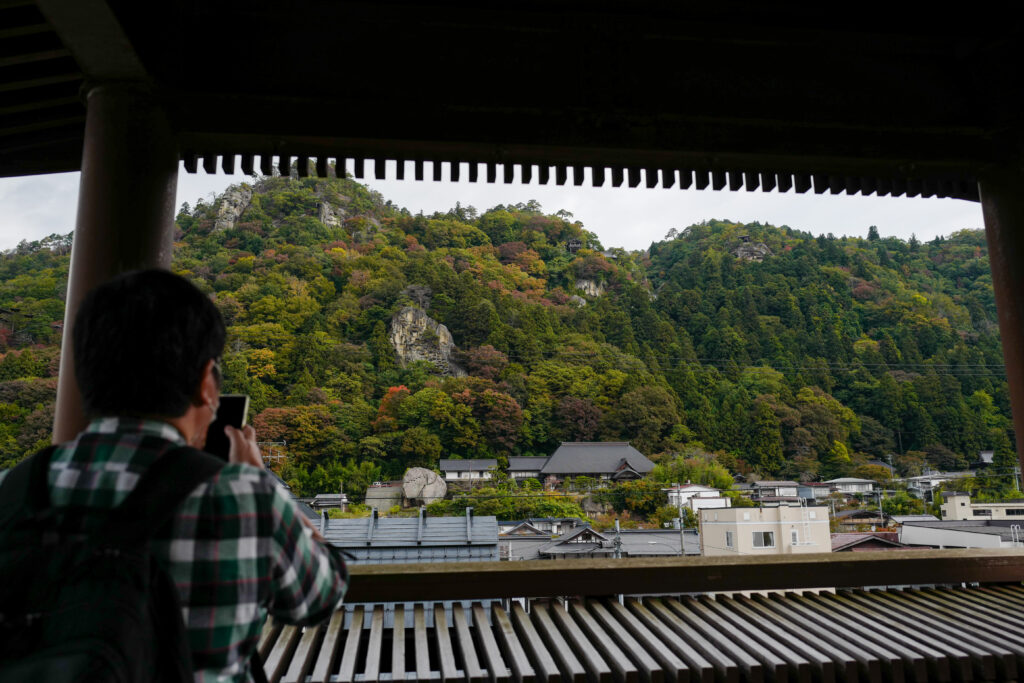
[0,445,232,682]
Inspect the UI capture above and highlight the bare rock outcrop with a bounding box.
[402,467,447,505]
[575,278,606,297]
[731,241,772,262]
[317,200,345,228]
[213,185,252,232]
[389,306,466,376]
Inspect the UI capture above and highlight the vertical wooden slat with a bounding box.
[549,601,613,683]
[493,604,536,683]
[453,605,487,683]
[640,599,735,683]
[730,595,844,683]
[259,617,282,661]
[627,167,641,188]
[511,603,562,683]
[362,605,385,683]
[392,605,406,682]
[240,153,255,176]
[264,624,302,683]
[662,599,762,682]
[603,599,689,683]
[570,600,643,683]
[414,605,431,681]
[281,623,325,683]
[297,156,310,178]
[310,610,347,683]
[315,156,328,178]
[472,603,512,683]
[531,603,587,683]
[753,594,885,683]
[337,606,366,683]
[694,596,804,683]
[434,605,463,682]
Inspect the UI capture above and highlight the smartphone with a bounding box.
[204,394,251,460]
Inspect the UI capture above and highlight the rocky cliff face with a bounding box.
[732,242,772,262]
[317,200,345,228]
[575,278,606,297]
[213,186,252,232]
[389,306,466,376]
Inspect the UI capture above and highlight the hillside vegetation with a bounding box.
[0,175,1014,497]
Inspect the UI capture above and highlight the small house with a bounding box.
[438,458,497,481]
[825,477,877,495]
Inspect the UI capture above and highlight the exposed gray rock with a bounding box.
[731,241,772,262]
[389,306,466,376]
[575,278,606,297]
[402,467,447,505]
[213,186,252,232]
[568,295,587,307]
[318,200,345,228]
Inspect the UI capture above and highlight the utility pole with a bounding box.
[675,485,686,556]
[614,519,622,559]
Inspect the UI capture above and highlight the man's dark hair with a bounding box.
[73,269,226,417]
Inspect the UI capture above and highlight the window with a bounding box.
[809,511,816,519]
[974,509,992,516]
[725,531,734,548]
[753,531,775,548]
[1007,509,1024,516]
[743,512,751,521]
[791,529,799,544]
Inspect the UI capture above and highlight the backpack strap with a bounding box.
[95,445,225,548]
[0,445,59,526]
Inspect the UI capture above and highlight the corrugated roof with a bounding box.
[325,514,499,548]
[752,480,799,487]
[542,442,654,475]
[438,459,497,472]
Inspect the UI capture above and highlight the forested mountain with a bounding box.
[0,175,1013,497]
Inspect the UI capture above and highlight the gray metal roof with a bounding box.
[902,520,1022,541]
[438,459,498,472]
[324,514,499,548]
[541,442,654,476]
[890,514,940,523]
[752,480,800,487]
[507,456,549,470]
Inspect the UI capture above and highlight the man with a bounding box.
[1,269,347,681]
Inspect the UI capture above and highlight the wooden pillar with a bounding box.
[53,83,179,442]
[980,165,1024,475]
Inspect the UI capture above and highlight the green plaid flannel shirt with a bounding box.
[0,417,348,682]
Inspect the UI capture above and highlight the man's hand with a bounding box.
[225,424,264,469]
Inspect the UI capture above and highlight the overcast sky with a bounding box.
[0,161,985,252]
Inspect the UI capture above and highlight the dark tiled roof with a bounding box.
[542,442,654,475]
[507,456,549,470]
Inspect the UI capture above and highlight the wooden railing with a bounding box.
[345,549,1024,603]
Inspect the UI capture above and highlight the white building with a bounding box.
[825,477,877,495]
[699,504,830,556]
[663,484,732,512]
[940,492,1024,521]
[438,459,497,480]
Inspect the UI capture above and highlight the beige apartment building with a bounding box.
[941,492,1024,521]
[699,504,831,555]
